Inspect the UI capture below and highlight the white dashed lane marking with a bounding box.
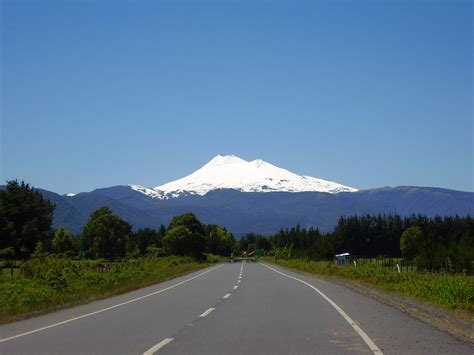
[199,308,215,318]
[143,338,174,355]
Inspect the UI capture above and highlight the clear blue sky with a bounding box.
[1,0,472,194]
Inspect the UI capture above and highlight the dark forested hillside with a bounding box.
[6,185,472,235]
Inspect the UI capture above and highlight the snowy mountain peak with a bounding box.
[129,155,358,199]
[205,154,246,167]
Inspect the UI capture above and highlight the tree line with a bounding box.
[249,214,473,273]
[0,181,235,261]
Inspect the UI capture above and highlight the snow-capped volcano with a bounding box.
[130,155,357,199]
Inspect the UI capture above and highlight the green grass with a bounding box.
[1,267,21,279]
[264,257,474,313]
[0,255,222,323]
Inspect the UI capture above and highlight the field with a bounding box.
[265,258,474,314]
[0,255,222,323]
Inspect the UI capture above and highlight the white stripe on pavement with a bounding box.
[261,263,383,355]
[223,293,231,299]
[199,308,215,318]
[233,285,238,289]
[0,264,223,343]
[143,338,174,355]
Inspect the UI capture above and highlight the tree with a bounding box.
[162,213,206,259]
[81,207,131,260]
[205,225,235,256]
[80,207,108,257]
[400,226,423,259]
[0,180,54,259]
[52,226,76,254]
[162,225,193,256]
[133,228,162,255]
[169,213,205,236]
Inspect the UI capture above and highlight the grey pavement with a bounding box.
[0,261,472,355]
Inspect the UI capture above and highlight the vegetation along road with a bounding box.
[1,260,472,355]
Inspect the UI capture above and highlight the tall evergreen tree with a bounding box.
[0,180,54,259]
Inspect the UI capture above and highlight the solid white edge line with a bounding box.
[261,263,383,355]
[0,264,223,343]
[143,337,174,355]
[199,307,215,318]
[223,293,231,299]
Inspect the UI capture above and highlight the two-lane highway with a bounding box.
[1,262,472,354]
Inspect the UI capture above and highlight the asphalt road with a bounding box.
[0,261,472,354]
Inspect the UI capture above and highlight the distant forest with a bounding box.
[240,214,473,273]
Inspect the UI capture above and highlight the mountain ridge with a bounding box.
[29,185,473,236]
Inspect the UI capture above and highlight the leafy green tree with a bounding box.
[0,180,54,259]
[52,226,76,255]
[81,207,131,260]
[162,213,206,259]
[80,208,107,257]
[162,225,193,256]
[400,226,423,259]
[205,225,235,256]
[169,213,205,236]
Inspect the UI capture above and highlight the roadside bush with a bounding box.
[21,255,78,290]
[205,253,223,263]
[1,256,218,323]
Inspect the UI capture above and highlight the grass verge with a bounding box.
[0,255,222,324]
[263,257,474,315]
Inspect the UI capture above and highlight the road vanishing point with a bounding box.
[0,261,472,354]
